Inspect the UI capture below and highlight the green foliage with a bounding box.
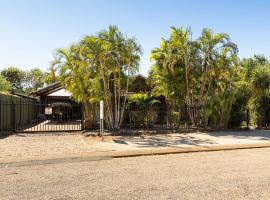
[0,74,10,92]
[248,62,270,127]
[127,93,161,126]
[24,68,46,93]
[2,25,269,129]
[52,43,103,129]
[251,65,270,94]
[253,94,270,127]
[53,44,101,104]
[1,67,25,92]
[150,26,238,128]
[44,65,59,84]
[90,25,142,130]
[241,54,269,80]
[128,93,160,106]
[1,67,47,93]
[52,25,142,130]
[229,55,270,128]
[227,83,250,128]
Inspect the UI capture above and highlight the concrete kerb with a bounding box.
[2,142,270,167]
[110,143,270,158]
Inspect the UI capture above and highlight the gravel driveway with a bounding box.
[0,133,97,163]
[1,148,270,199]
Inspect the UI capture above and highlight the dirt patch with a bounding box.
[83,135,116,144]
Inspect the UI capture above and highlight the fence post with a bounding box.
[146,103,149,130]
[246,108,250,128]
[0,99,1,131]
[80,104,84,130]
[19,98,21,126]
[128,105,131,129]
[11,102,16,132]
[27,98,29,124]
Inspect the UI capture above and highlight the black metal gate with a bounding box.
[11,101,83,132]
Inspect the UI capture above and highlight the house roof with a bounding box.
[12,92,37,100]
[31,74,148,97]
[31,81,63,96]
[1,92,37,100]
[133,74,147,80]
[130,74,150,93]
[47,88,71,97]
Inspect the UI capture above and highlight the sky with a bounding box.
[0,0,270,76]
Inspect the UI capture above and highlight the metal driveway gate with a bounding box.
[13,101,83,132]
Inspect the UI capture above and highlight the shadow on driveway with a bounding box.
[115,135,217,148]
[206,130,270,141]
[0,131,13,139]
[114,130,270,148]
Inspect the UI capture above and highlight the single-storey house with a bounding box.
[30,74,153,125]
[31,74,151,104]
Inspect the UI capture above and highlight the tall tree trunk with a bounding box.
[117,69,122,129]
[119,71,130,129]
[100,65,114,129]
[113,72,118,129]
[84,103,93,129]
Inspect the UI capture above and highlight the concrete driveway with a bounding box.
[82,130,270,152]
[112,130,270,148]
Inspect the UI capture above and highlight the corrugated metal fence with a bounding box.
[0,93,37,132]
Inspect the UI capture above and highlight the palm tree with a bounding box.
[51,44,101,128]
[250,65,270,127]
[196,29,238,127]
[197,28,238,104]
[81,25,142,130]
[150,27,239,128]
[100,26,141,130]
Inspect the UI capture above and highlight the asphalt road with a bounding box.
[1,148,270,200]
